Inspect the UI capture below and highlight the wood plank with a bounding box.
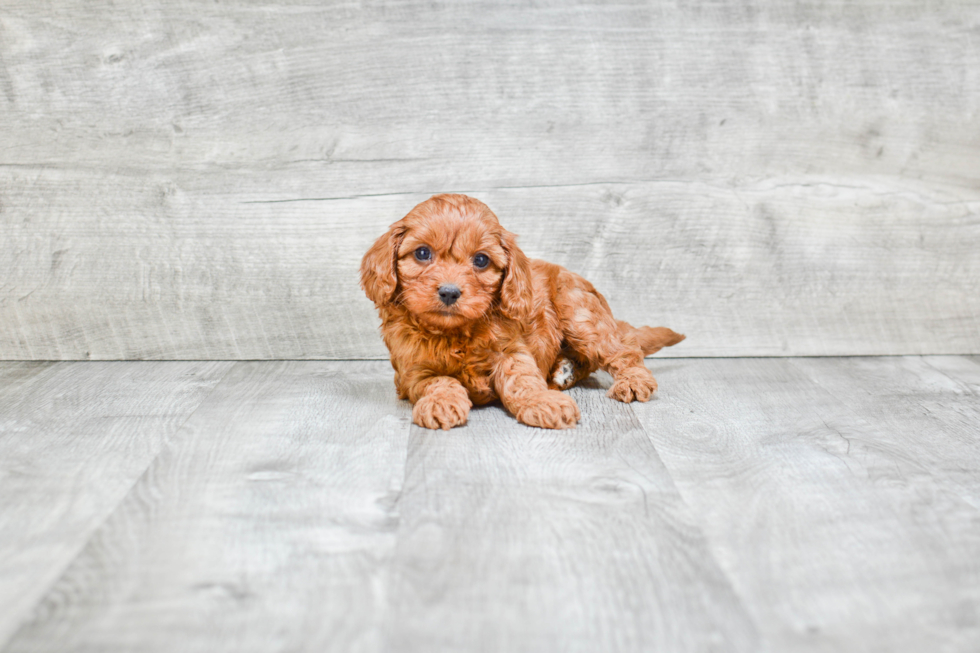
[1,0,979,359]
[1,1,976,181]
[383,375,759,653]
[3,361,411,653]
[632,357,980,652]
[926,354,980,394]
[3,357,977,650]
[791,355,980,510]
[0,361,232,649]
[0,362,62,397]
[1,172,978,360]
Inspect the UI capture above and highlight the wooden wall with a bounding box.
[2,0,978,360]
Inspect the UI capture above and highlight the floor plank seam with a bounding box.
[630,407,767,647]
[375,422,414,651]
[920,356,980,395]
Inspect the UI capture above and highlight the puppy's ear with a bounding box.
[360,221,406,307]
[499,229,533,321]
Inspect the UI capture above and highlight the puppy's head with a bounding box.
[360,194,532,329]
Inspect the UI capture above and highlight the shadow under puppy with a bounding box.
[360,194,684,430]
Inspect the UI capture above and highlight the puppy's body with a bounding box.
[361,194,683,430]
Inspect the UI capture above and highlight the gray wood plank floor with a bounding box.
[0,361,233,647]
[1,358,978,652]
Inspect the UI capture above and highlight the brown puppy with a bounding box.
[360,194,684,430]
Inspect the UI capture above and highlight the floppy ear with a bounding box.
[499,229,533,321]
[360,222,406,307]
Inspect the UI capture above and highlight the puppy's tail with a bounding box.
[617,321,685,356]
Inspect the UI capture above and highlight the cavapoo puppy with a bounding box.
[360,194,684,430]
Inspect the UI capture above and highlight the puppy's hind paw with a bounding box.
[608,368,658,403]
[516,390,581,429]
[551,357,577,390]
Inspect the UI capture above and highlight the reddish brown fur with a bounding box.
[360,194,684,430]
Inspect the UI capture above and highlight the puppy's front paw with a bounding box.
[516,390,580,429]
[608,367,658,403]
[413,391,472,431]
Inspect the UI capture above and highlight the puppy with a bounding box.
[360,194,684,430]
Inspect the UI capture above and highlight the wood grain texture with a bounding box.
[2,174,978,359]
[0,361,232,649]
[3,361,412,653]
[633,357,980,652]
[2,358,978,650]
[792,355,980,511]
[1,361,759,653]
[1,0,979,359]
[383,375,759,653]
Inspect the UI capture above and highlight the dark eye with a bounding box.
[414,246,431,262]
[473,253,490,269]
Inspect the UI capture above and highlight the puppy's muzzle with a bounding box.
[438,284,462,306]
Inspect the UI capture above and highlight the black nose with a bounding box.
[438,284,462,306]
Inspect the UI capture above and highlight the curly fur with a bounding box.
[360,194,684,430]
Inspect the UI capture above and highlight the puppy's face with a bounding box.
[396,206,508,329]
[361,194,532,329]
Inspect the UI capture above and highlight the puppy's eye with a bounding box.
[473,253,490,269]
[414,246,432,262]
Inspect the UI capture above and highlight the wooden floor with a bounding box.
[1,357,978,652]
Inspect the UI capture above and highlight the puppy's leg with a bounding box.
[494,352,580,429]
[547,346,592,391]
[401,373,472,431]
[555,272,660,403]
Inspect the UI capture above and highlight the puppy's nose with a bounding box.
[438,284,462,306]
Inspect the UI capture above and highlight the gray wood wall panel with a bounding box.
[2,1,978,359]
